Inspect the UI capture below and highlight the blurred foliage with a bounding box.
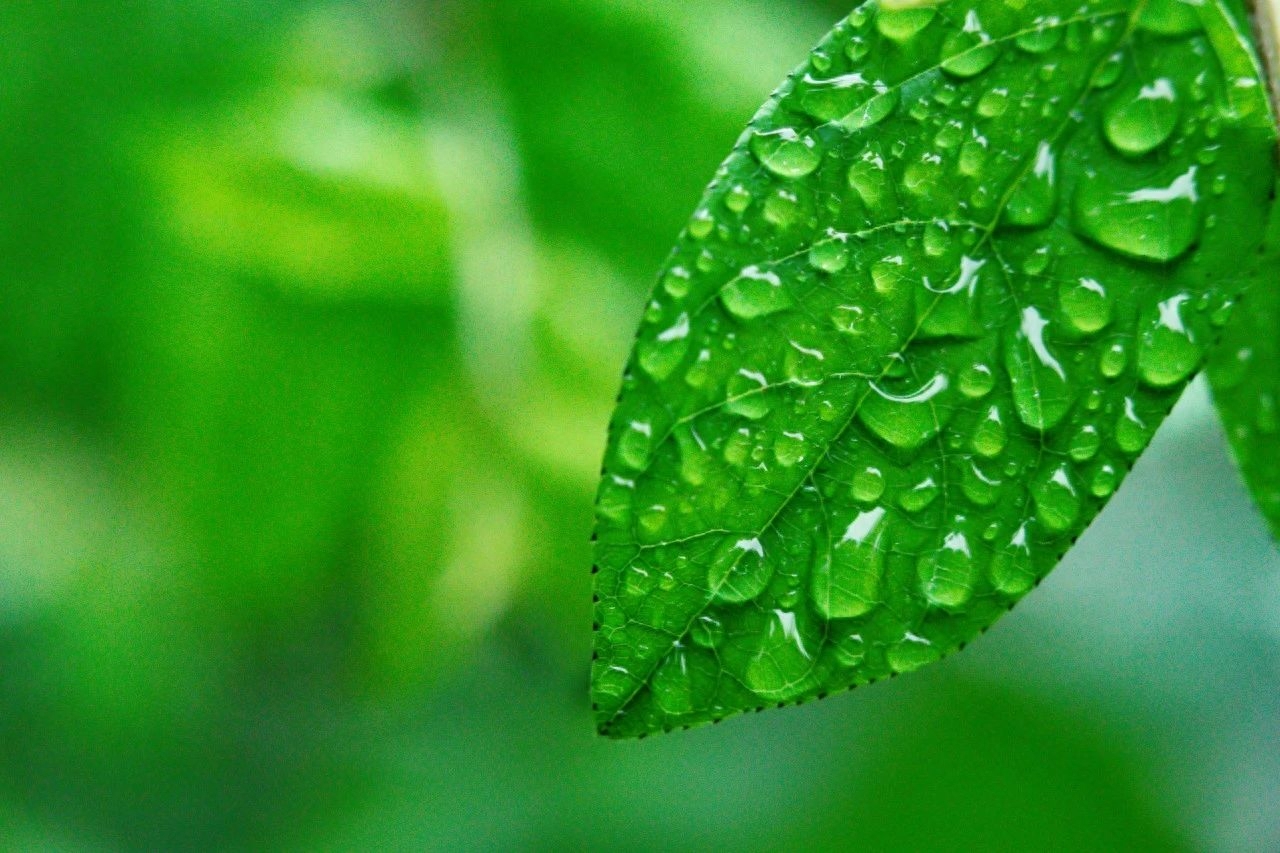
[0,1,1276,850]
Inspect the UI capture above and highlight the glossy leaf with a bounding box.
[592,0,1276,738]
[1209,178,1280,539]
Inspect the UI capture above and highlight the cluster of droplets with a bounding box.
[593,0,1275,737]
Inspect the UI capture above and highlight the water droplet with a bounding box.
[962,460,1003,506]
[726,368,772,419]
[763,188,802,229]
[919,525,978,608]
[721,265,792,320]
[617,420,654,470]
[1069,425,1101,462]
[846,37,870,62]
[800,72,897,128]
[941,11,1000,78]
[1016,16,1063,53]
[1116,397,1149,455]
[597,474,635,523]
[977,87,1009,117]
[725,185,753,214]
[638,312,691,380]
[1002,141,1057,228]
[972,405,1007,457]
[959,363,995,398]
[1073,166,1202,263]
[989,523,1035,595]
[689,209,714,240]
[876,5,936,42]
[852,466,886,503]
[887,632,940,673]
[1138,293,1200,387]
[750,128,822,179]
[919,255,986,339]
[1100,342,1127,378]
[744,610,817,700]
[709,536,773,603]
[812,507,889,618]
[923,221,951,256]
[1006,306,1075,431]
[1093,52,1123,89]
[1032,464,1080,533]
[774,431,808,467]
[1104,78,1180,156]
[833,632,867,667]
[904,154,943,196]
[663,266,692,299]
[809,232,850,273]
[1091,462,1119,497]
[959,136,988,176]
[860,373,952,450]
[848,149,890,211]
[900,476,940,513]
[1059,277,1112,334]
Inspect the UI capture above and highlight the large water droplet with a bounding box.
[859,373,952,450]
[1137,293,1200,387]
[876,5,936,42]
[887,632,941,673]
[750,128,822,179]
[1104,78,1180,156]
[1059,277,1112,334]
[1116,397,1149,455]
[709,536,774,603]
[848,149,890,211]
[852,466,886,503]
[1032,464,1081,533]
[617,420,654,470]
[651,649,694,715]
[1006,306,1075,430]
[638,312,691,380]
[725,368,772,419]
[972,405,1007,457]
[900,476,940,513]
[1016,16,1063,53]
[918,255,986,339]
[940,11,1000,78]
[744,610,817,700]
[1073,167,1202,263]
[809,232,850,273]
[721,265,792,320]
[989,523,1035,595]
[811,507,889,618]
[774,431,808,467]
[1002,141,1057,227]
[919,524,978,608]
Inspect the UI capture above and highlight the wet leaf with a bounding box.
[592,0,1277,738]
[1209,178,1280,540]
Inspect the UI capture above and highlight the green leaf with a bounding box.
[1209,177,1280,539]
[591,0,1277,738]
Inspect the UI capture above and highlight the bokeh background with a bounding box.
[2,1,1278,849]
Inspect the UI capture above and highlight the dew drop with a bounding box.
[597,474,635,524]
[833,632,867,667]
[919,525,978,608]
[877,5,937,42]
[1104,78,1180,157]
[726,368,772,420]
[1006,306,1075,430]
[1100,342,1127,379]
[725,185,753,214]
[1069,424,1101,462]
[940,11,1000,78]
[900,476,940,514]
[1002,141,1057,228]
[774,431,808,467]
[750,128,822,179]
[1091,462,1119,498]
[744,610,817,700]
[976,87,1009,118]
[1073,166,1202,263]
[1137,293,1200,387]
[959,363,995,398]
[848,149,890,211]
[918,255,986,339]
[1139,0,1201,35]
[1093,52,1123,89]
[1115,398,1149,455]
[1016,16,1063,53]
[852,466,886,503]
[812,507,889,618]
[1032,464,1080,534]
[689,209,714,240]
[888,632,940,673]
[989,523,1035,595]
[972,405,1007,457]
[709,536,774,604]
[721,265,792,320]
[961,460,1003,506]
[638,312,691,380]
[859,373,952,450]
[809,232,850,273]
[617,420,654,470]
[1059,277,1112,334]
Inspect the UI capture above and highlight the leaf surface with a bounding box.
[592,0,1277,738]
[1209,177,1280,539]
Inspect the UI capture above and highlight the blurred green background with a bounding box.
[1,1,1278,849]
